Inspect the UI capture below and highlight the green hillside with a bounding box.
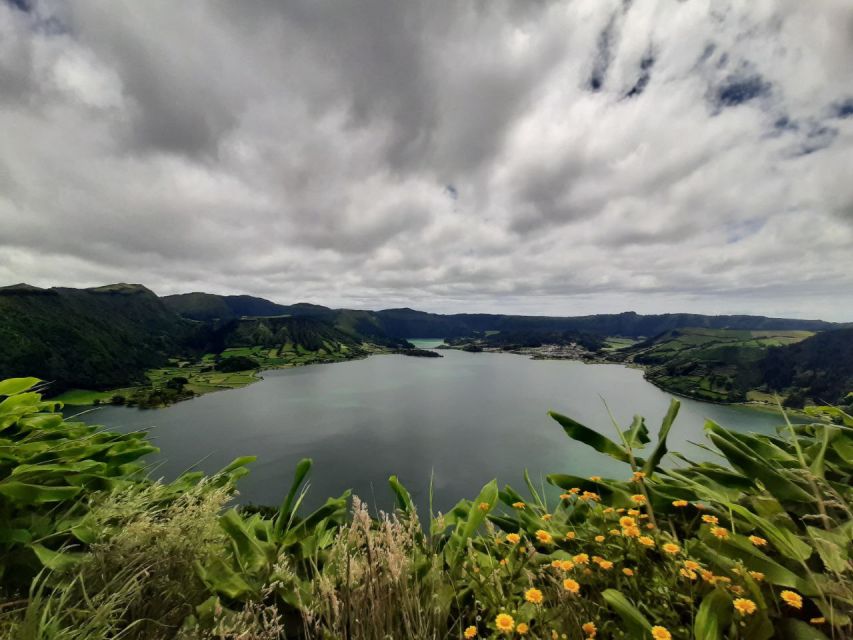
[628,328,814,402]
[0,283,192,393]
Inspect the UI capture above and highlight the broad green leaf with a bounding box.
[0,377,40,397]
[806,526,849,574]
[195,557,255,600]
[389,475,415,514]
[622,414,650,449]
[777,619,831,640]
[601,589,652,636]
[30,544,83,571]
[706,423,813,503]
[643,399,679,476]
[549,411,632,464]
[694,588,732,640]
[275,457,312,536]
[0,481,81,504]
[728,504,812,562]
[219,509,273,573]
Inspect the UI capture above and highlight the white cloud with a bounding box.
[0,0,851,320]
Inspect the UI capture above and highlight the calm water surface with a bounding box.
[70,344,791,513]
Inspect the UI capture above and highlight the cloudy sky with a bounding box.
[1,1,852,320]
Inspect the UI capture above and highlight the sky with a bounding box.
[1,1,852,320]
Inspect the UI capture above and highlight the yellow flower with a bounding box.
[559,493,572,500]
[573,553,589,565]
[603,507,614,514]
[710,526,729,539]
[622,567,634,576]
[565,531,576,540]
[551,559,562,569]
[701,515,718,524]
[495,613,515,633]
[562,578,580,594]
[479,502,490,511]
[617,508,626,513]
[609,529,621,536]
[639,513,649,519]
[559,560,575,571]
[535,530,553,544]
[516,623,529,635]
[619,516,636,528]
[780,591,802,609]
[630,494,646,504]
[582,622,597,637]
[749,535,767,547]
[810,617,826,625]
[622,525,641,538]
[645,523,655,530]
[748,571,764,582]
[632,471,646,481]
[506,533,521,545]
[679,568,697,580]
[589,476,602,482]
[597,560,614,570]
[569,487,581,494]
[700,570,716,584]
[594,535,605,543]
[464,626,478,638]
[582,491,600,502]
[500,558,508,565]
[730,585,745,595]
[662,543,680,555]
[542,514,553,521]
[513,502,526,509]
[683,560,700,571]
[525,588,544,605]
[651,626,671,640]
[628,509,641,516]
[733,598,757,615]
[672,499,688,507]
[638,536,655,547]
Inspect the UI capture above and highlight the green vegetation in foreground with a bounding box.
[628,328,816,403]
[2,376,851,639]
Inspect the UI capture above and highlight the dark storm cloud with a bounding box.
[0,0,852,319]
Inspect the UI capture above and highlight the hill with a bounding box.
[623,327,853,405]
[625,328,812,402]
[761,328,853,406]
[373,309,839,340]
[162,292,294,321]
[0,283,192,392]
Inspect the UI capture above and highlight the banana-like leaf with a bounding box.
[643,399,680,476]
[728,504,812,562]
[30,543,84,571]
[806,525,849,574]
[389,475,415,514]
[694,588,732,640]
[549,411,632,464]
[0,481,81,504]
[706,424,814,503]
[777,619,831,640]
[195,557,256,600]
[274,458,312,536]
[219,509,274,574]
[0,377,40,397]
[601,589,652,636]
[622,414,650,449]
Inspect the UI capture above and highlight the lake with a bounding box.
[68,343,792,515]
